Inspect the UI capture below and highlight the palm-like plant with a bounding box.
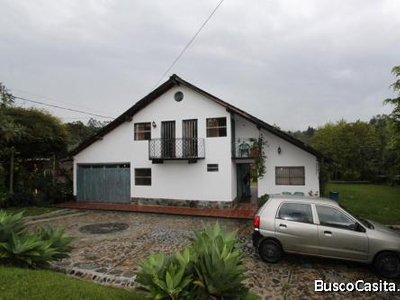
[0,210,73,268]
[0,210,25,242]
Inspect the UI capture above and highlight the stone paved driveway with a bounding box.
[26,209,400,300]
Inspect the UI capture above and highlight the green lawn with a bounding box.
[0,267,147,300]
[324,183,400,224]
[3,206,61,216]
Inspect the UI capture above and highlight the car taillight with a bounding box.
[254,216,260,229]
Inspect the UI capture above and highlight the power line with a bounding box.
[14,96,115,120]
[153,0,225,88]
[11,87,111,116]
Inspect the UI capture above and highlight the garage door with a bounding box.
[77,164,130,203]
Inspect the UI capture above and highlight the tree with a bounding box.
[0,83,14,108]
[383,66,400,123]
[382,65,400,181]
[0,83,23,196]
[309,120,380,181]
[1,106,69,200]
[64,119,109,149]
[0,83,23,143]
[4,107,68,159]
[287,126,315,142]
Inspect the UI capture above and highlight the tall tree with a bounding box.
[64,119,109,149]
[309,120,380,181]
[0,83,23,143]
[4,107,68,158]
[383,66,400,123]
[370,115,399,182]
[382,66,400,180]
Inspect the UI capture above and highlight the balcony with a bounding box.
[149,138,205,163]
[232,138,258,159]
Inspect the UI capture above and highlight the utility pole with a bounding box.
[52,153,56,186]
[9,147,14,193]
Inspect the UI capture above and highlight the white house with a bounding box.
[71,75,323,209]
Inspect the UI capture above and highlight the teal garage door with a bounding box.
[77,164,130,203]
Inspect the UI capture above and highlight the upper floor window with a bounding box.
[276,167,305,185]
[206,117,227,137]
[134,122,151,140]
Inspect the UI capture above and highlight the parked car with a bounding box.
[252,195,400,278]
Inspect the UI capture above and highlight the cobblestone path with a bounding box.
[27,209,400,300]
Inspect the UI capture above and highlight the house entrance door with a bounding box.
[237,163,257,203]
[182,119,198,157]
[161,121,176,158]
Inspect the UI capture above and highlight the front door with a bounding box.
[182,119,198,157]
[161,121,176,158]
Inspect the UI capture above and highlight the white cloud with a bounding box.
[0,0,398,129]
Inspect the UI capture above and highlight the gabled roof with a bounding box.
[70,74,325,160]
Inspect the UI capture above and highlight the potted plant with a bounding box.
[249,138,259,158]
[253,135,268,179]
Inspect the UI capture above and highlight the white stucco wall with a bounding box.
[74,85,234,202]
[232,115,320,198]
[73,85,320,204]
[259,130,320,196]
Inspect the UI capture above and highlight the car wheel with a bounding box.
[374,252,400,278]
[258,239,282,263]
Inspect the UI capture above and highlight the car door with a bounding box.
[316,205,369,261]
[274,202,319,255]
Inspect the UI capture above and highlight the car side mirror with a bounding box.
[348,223,357,231]
[349,223,366,232]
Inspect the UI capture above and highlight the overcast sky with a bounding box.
[1,0,399,131]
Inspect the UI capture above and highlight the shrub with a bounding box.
[137,222,256,300]
[136,249,193,300]
[0,191,8,208]
[36,226,74,260]
[35,180,73,205]
[0,210,73,268]
[7,191,36,207]
[190,222,249,299]
[0,210,25,242]
[257,194,269,208]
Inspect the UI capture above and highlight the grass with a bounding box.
[2,206,61,216]
[0,267,147,300]
[324,183,400,224]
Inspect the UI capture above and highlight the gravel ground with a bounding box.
[26,209,400,300]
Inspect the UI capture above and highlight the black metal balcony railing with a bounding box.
[149,138,205,161]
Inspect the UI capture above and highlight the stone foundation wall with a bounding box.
[131,197,237,210]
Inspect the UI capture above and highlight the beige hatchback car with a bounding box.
[252,195,400,278]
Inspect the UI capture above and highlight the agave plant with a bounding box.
[0,210,73,268]
[36,226,73,260]
[191,222,249,299]
[0,232,55,268]
[0,210,26,242]
[137,248,194,300]
[137,222,255,300]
